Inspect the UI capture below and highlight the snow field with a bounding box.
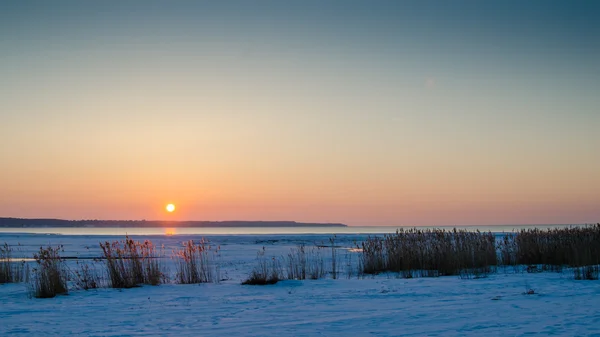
[2,233,600,336]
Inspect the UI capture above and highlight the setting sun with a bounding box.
[166,204,175,213]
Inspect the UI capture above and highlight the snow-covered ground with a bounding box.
[2,232,600,336]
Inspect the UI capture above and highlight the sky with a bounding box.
[1,1,599,226]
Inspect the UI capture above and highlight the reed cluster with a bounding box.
[499,224,600,279]
[1,243,26,284]
[285,244,326,280]
[100,236,167,288]
[71,260,101,290]
[360,228,496,278]
[30,245,68,298]
[242,247,283,285]
[244,237,344,285]
[174,239,219,284]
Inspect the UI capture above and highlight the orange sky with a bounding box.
[1,2,599,225]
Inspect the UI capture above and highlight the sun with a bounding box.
[166,203,175,213]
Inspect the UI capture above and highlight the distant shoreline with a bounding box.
[0,217,347,228]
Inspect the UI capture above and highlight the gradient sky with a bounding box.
[1,1,599,226]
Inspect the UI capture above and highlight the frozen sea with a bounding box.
[0,223,581,236]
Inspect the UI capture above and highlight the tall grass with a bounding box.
[330,236,339,279]
[359,225,600,280]
[285,244,326,280]
[344,251,360,279]
[174,239,219,284]
[499,224,600,279]
[100,236,167,288]
[360,228,496,278]
[30,245,68,298]
[1,243,26,283]
[242,247,283,285]
[71,260,101,290]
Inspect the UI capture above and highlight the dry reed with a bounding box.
[285,244,326,280]
[173,239,219,284]
[499,224,600,279]
[1,243,26,284]
[242,247,283,285]
[30,245,68,298]
[100,236,167,288]
[360,228,497,278]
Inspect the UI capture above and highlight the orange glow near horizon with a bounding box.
[165,228,176,236]
[1,2,599,227]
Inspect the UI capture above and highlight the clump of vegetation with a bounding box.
[100,236,167,288]
[174,239,220,284]
[1,243,26,284]
[30,245,68,298]
[574,265,599,280]
[242,247,283,285]
[285,244,326,280]
[330,235,339,279]
[497,234,518,270]
[71,260,101,290]
[359,228,497,278]
[498,224,600,279]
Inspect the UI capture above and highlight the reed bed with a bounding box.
[499,224,600,279]
[9,225,600,300]
[360,228,496,278]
